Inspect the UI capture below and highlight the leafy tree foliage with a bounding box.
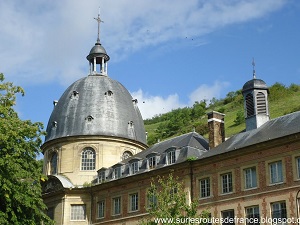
[140,173,209,225]
[233,110,245,126]
[0,74,53,225]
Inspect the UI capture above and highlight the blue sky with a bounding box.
[1,0,300,135]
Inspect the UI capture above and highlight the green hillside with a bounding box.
[144,82,300,146]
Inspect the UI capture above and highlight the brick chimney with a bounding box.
[207,111,225,149]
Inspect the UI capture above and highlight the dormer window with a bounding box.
[149,156,156,169]
[98,170,106,183]
[165,148,177,165]
[113,166,122,179]
[130,161,139,175]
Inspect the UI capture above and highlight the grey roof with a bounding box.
[86,43,110,63]
[53,175,73,188]
[45,75,147,145]
[122,131,208,164]
[95,132,208,183]
[201,111,300,158]
[242,78,268,92]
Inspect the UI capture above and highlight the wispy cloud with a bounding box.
[131,80,230,119]
[0,0,287,86]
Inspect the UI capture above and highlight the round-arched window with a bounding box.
[81,147,96,170]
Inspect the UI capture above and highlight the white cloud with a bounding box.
[131,80,229,119]
[0,0,287,85]
[131,89,185,119]
[189,81,230,105]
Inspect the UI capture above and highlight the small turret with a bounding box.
[242,59,270,131]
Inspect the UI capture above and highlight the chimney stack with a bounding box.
[207,111,225,149]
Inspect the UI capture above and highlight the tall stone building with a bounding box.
[42,13,300,225]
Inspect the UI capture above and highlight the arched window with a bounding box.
[122,151,133,161]
[246,93,254,117]
[50,153,58,175]
[81,147,96,171]
[256,92,267,114]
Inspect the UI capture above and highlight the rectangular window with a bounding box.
[271,202,287,225]
[222,209,235,225]
[112,197,121,215]
[98,171,105,183]
[131,162,139,174]
[129,193,139,212]
[70,204,86,221]
[147,189,157,208]
[167,150,176,165]
[244,167,257,189]
[200,177,210,198]
[149,156,156,169]
[269,161,283,184]
[296,157,300,179]
[113,167,121,179]
[97,200,105,218]
[245,206,260,225]
[221,173,233,194]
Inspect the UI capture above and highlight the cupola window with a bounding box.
[256,92,267,114]
[245,93,254,117]
[81,147,96,171]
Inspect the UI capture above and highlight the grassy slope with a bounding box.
[145,91,300,141]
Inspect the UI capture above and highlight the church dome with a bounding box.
[44,75,147,145]
[242,78,268,92]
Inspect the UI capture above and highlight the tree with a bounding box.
[140,173,209,225]
[0,74,53,225]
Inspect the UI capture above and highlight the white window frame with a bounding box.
[97,200,105,218]
[129,193,139,212]
[269,161,283,184]
[113,167,122,179]
[271,201,287,225]
[221,172,233,194]
[98,170,106,183]
[199,177,210,198]
[81,147,96,171]
[296,157,300,179]
[130,161,139,175]
[148,156,157,169]
[112,197,121,215]
[244,167,257,189]
[70,204,86,221]
[245,205,260,225]
[166,150,176,165]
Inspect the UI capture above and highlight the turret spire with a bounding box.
[252,58,256,79]
[86,8,110,76]
[94,7,103,44]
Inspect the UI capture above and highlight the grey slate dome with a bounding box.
[45,75,147,145]
[242,78,268,92]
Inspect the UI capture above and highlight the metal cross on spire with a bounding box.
[94,7,103,43]
[252,58,256,79]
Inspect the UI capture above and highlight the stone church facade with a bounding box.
[42,13,300,225]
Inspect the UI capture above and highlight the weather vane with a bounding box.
[94,7,104,43]
[252,58,256,79]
